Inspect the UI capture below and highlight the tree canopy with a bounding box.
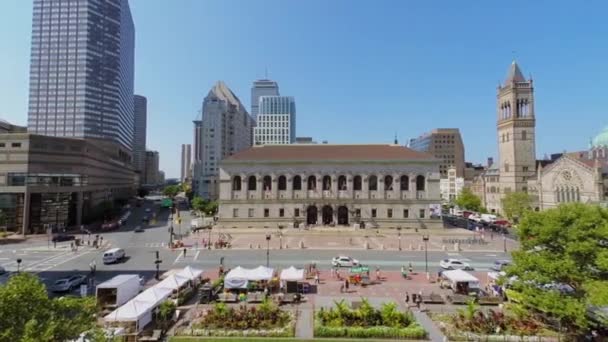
[501,191,534,222]
[0,273,98,342]
[191,196,218,216]
[454,188,483,212]
[163,185,180,198]
[505,203,608,333]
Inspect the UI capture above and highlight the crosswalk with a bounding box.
[0,249,93,274]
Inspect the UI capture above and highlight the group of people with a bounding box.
[404,290,424,309]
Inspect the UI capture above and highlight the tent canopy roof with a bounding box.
[443,269,479,283]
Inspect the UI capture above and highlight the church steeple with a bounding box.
[505,60,526,84]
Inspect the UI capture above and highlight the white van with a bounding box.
[103,248,126,264]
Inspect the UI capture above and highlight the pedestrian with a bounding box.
[408,262,413,274]
[314,272,320,285]
[53,240,57,248]
[416,294,422,309]
[412,293,417,304]
[375,267,381,281]
[345,279,350,292]
[183,248,187,257]
[219,265,224,277]
[405,291,410,306]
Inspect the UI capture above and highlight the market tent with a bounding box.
[280,266,304,281]
[178,266,203,280]
[225,266,248,280]
[136,287,172,306]
[249,266,274,281]
[155,273,190,291]
[225,266,249,289]
[443,269,479,284]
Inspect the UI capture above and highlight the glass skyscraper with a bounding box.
[250,79,279,121]
[253,96,296,145]
[27,0,135,150]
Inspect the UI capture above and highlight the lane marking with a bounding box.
[194,250,200,261]
[173,253,183,264]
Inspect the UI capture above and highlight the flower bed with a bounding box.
[314,299,427,340]
[181,300,295,338]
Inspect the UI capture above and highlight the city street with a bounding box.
[0,199,512,296]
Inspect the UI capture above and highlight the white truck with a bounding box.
[191,217,214,231]
[96,274,142,310]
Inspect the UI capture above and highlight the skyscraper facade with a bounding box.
[133,95,147,175]
[193,120,202,162]
[27,0,135,151]
[181,144,192,183]
[253,96,296,145]
[144,150,159,185]
[250,79,279,121]
[197,81,254,199]
[408,128,465,178]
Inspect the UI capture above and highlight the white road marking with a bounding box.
[194,250,200,261]
[486,254,497,257]
[173,253,183,264]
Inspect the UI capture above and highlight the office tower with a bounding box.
[193,120,202,162]
[253,96,296,145]
[144,150,159,185]
[409,128,465,178]
[181,144,192,182]
[197,81,254,199]
[27,0,135,150]
[250,79,279,121]
[133,95,147,175]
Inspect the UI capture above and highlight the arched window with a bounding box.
[263,176,272,191]
[400,175,409,191]
[248,176,257,191]
[322,175,331,191]
[293,175,302,190]
[353,175,362,191]
[384,175,393,191]
[416,175,425,191]
[307,175,317,190]
[278,175,287,191]
[232,176,242,191]
[368,175,378,191]
[338,175,347,190]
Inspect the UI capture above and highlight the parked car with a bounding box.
[439,258,473,270]
[491,259,511,271]
[51,275,87,292]
[331,256,360,267]
[52,234,76,243]
[134,226,144,233]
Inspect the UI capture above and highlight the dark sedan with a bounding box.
[51,234,76,243]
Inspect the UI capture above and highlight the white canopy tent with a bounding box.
[487,271,506,281]
[224,266,275,289]
[177,266,203,282]
[155,273,190,292]
[249,266,274,281]
[442,269,480,289]
[280,266,304,281]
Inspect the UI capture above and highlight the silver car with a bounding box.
[51,275,86,292]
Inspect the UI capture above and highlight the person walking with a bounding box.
[314,272,320,285]
[409,262,413,275]
[183,248,187,257]
[375,267,381,281]
[416,294,422,310]
[404,291,410,306]
[345,278,350,292]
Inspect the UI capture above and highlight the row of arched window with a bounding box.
[232,175,426,192]
[500,99,531,120]
[555,186,581,203]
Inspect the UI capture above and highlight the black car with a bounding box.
[52,234,76,243]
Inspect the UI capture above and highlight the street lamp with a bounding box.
[154,251,162,280]
[422,234,429,274]
[265,234,271,267]
[16,258,22,273]
[278,226,283,249]
[397,227,402,251]
[503,233,507,253]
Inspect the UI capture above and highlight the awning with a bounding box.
[280,266,304,281]
[442,269,479,283]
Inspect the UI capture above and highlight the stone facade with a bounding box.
[217,144,443,229]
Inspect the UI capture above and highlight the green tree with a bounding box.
[454,188,483,212]
[501,191,534,222]
[157,300,176,332]
[0,273,98,342]
[191,196,206,213]
[506,203,608,333]
[204,200,218,216]
[163,185,179,198]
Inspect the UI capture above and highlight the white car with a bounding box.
[51,275,87,292]
[439,258,473,270]
[331,256,360,267]
[145,208,151,213]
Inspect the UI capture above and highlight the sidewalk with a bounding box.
[412,310,447,341]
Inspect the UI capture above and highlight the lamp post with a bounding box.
[168,213,174,246]
[503,233,507,253]
[278,226,283,249]
[265,234,271,267]
[16,258,22,273]
[154,251,162,280]
[208,227,212,250]
[397,227,402,251]
[422,234,429,274]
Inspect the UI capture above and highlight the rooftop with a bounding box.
[224,144,436,162]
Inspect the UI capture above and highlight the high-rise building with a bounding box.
[181,144,192,182]
[27,0,135,151]
[253,96,296,145]
[133,95,147,175]
[408,128,465,178]
[196,81,254,199]
[193,120,202,162]
[250,79,279,121]
[144,150,159,186]
[497,61,536,193]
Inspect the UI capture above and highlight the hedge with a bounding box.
[314,324,427,339]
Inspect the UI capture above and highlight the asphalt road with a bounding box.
[1,199,512,296]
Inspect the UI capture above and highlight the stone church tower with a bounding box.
[497,61,536,194]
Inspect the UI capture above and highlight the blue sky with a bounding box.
[1,0,607,178]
